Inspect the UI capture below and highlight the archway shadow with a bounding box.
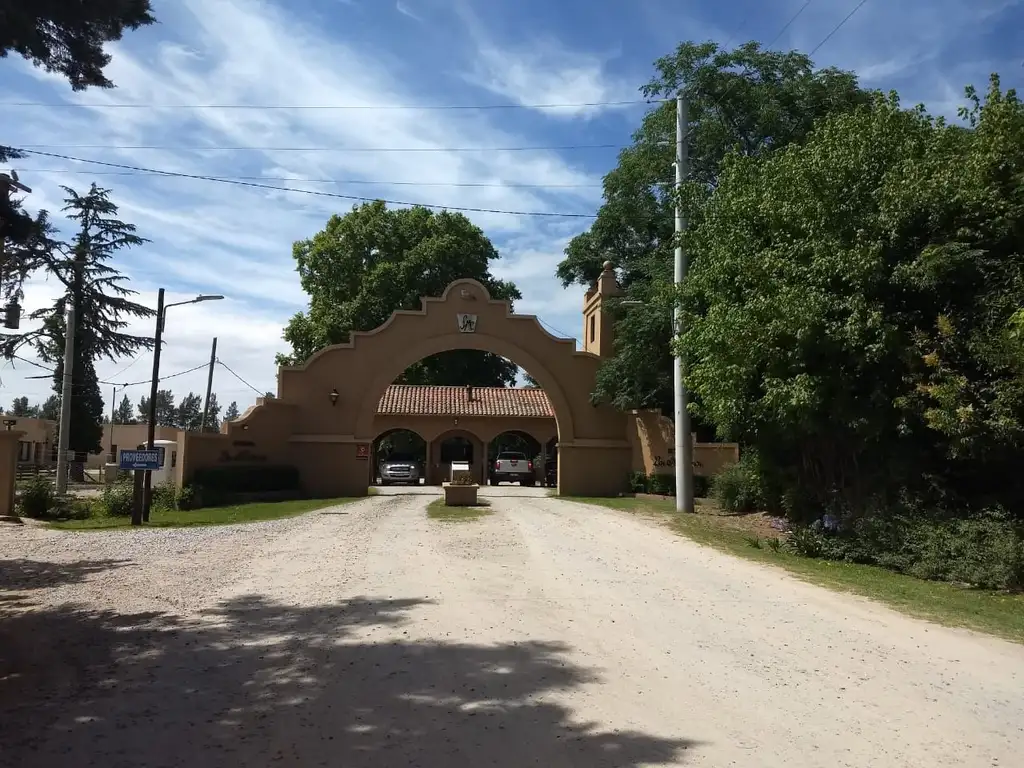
[1,591,700,766]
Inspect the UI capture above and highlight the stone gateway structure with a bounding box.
[176,263,738,499]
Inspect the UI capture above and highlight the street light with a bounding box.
[136,290,225,525]
[618,296,694,514]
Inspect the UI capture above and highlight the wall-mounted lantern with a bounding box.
[329,388,340,407]
[3,418,17,431]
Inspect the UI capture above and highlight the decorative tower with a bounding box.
[582,261,621,358]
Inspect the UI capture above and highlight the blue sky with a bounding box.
[2,0,1022,415]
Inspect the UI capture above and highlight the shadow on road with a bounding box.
[1,576,698,766]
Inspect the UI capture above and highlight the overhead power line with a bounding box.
[6,354,207,389]
[0,99,647,111]
[14,149,599,219]
[216,359,266,396]
[14,142,621,153]
[809,0,870,56]
[17,167,602,189]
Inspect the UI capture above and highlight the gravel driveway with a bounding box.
[1,492,1022,767]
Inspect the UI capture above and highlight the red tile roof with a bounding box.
[378,385,554,418]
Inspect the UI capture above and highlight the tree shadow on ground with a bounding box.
[0,558,134,591]
[1,592,698,766]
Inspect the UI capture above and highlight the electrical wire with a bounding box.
[216,358,267,396]
[809,0,870,56]
[14,149,599,219]
[16,168,602,189]
[6,353,207,389]
[0,99,647,111]
[14,142,621,153]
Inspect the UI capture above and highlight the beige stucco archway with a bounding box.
[179,277,632,498]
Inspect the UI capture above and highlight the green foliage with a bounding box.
[99,480,135,517]
[113,394,135,424]
[5,185,155,455]
[280,201,521,386]
[786,508,1024,591]
[18,476,94,521]
[626,471,710,497]
[176,484,196,511]
[682,75,1024,528]
[18,475,56,518]
[151,482,178,512]
[224,401,240,422]
[0,1,156,90]
[710,456,764,514]
[557,40,871,415]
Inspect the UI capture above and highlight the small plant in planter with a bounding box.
[450,470,475,486]
[444,469,479,505]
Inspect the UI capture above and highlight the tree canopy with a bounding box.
[680,75,1024,522]
[0,1,156,90]
[556,41,871,416]
[281,201,522,387]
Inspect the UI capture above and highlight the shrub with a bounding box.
[151,482,179,512]
[176,484,196,511]
[785,507,1024,591]
[99,480,135,517]
[648,473,674,495]
[18,475,56,518]
[711,456,763,513]
[628,471,648,493]
[450,470,475,486]
[48,496,96,521]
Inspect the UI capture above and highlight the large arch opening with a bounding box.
[371,428,426,487]
[487,430,542,487]
[274,277,633,498]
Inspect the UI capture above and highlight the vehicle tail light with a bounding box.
[495,461,501,469]
[528,460,533,471]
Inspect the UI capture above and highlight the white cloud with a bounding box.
[0,0,607,413]
[395,1,423,22]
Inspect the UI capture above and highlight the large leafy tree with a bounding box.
[556,41,872,415]
[223,400,240,422]
[17,185,154,459]
[0,1,156,90]
[679,76,1024,520]
[281,201,522,387]
[176,392,203,431]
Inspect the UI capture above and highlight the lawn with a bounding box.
[49,497,362,531]
[567,496,1024,644]
[426,497,492,522]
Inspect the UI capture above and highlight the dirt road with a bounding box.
[2,491,1021,767]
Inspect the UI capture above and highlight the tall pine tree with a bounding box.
[31,185,154,466]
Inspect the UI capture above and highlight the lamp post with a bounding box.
[136,290,224,525]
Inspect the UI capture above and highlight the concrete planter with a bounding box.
[442,482,479,506]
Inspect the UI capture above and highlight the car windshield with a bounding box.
[385,453,414,463]
[497,452,526,460]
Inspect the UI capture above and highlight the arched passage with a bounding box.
[427,428,486,486]
[487,430,543,486]
[371,428,426,486]
[274,278,632,497]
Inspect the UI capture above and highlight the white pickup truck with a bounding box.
[489,451,535,486]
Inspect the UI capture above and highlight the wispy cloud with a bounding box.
[395,1,423,22]
[2,0,1020,412]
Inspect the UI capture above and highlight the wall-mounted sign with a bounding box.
[356,443,370,460]
[457,313,478,333]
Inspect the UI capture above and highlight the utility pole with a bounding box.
[55,307,75,494]
[200,337,217,432]
[109,385,118,462]
[673,93,695,514]
[141,288,165,523]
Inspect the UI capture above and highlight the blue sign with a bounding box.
[119,449,162,471]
